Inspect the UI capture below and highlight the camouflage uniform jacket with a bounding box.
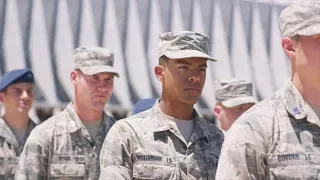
[0,117,36,180]
[99,102,224,180]
[216,79,320,179]
[15,103,116,180]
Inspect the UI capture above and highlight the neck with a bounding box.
[73,100,103,122]
[159,97,194,120]
[4,111,29,130]
[292,73,320,106]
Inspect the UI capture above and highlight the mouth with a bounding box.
[184,88,201,92]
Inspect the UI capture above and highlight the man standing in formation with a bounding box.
[15,47,118,179]
[213,79,256,132]
[0,69,37,179]
[99,31,224,179]
[216,0,320,179]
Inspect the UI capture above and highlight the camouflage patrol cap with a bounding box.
[158,31,216,61]
[215,79,257,108]
[280,0,320,38]
[73,46,119,77]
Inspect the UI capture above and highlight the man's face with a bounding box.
[72,70,114,112]
[0,83,35,113]
[214,103,254,131]
[158,57,207,105]
[286,34,320,80]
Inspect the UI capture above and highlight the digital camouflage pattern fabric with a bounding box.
[216,79,320,179]
[73,46,119,77]
[15,103,116,179]
[280,0,320,37]
[215,78,257,108]
[0,118,36,180]
[158,31,217,61]
[99,101,224,180]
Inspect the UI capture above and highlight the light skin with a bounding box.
[214,102,254,131]
[155,57,207,120]
[0,82,35,130]
[282,34,320,106]
[70,70,114,122]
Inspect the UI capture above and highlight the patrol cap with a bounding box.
[215,79,257,108]
[279,0,320,38]
[0,69,34,92]
[158,31,217,61]
[73,46,119,77]
[132,98,158,115]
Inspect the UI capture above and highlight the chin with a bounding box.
[91,103,106,112]
[181,97,200,105]
[17,108,30,113]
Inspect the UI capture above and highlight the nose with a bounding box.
[188,72,201,83]
[20,90,29,99]
[97,81,109,92]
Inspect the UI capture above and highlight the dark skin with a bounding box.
[154,57,207,120]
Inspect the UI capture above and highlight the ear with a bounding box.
[70,70,78,85]
[213,105,222,119]
[282,37,296,61]
[0,92,4,103]
[154,65,165,82]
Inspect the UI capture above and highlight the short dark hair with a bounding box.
[292,35,300,42]
[159,55,169,65]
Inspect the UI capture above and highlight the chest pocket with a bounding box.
[49,164,86,180]
[267,152,320,179]
[133,163,177,180]
[132,153,177,180]
[0,156,18,177]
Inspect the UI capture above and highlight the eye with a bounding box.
[27,89,35,95]
[105,78,113,82]
[91,76,98,81]
[179,65,188,70]
[200,67,207,72]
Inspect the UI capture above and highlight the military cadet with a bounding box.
[0,69,37,179]
[99,31,224,180]
[216,0,320,179]
[213,79,256,131]
[15,47,118,179]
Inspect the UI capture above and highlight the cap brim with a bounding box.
[164,50,217,61]
[79,65,119,77]
[221,96,257,108]
[295,23,320,37]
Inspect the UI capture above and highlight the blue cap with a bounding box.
[132,98,158,115]
[0,69,35,92]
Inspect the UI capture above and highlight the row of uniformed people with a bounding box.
[0,32,254,180]
[0,0,318,178]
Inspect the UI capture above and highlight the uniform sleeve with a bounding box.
[99,121,134,180]
[15,127,50,180]
[215,121,267,180]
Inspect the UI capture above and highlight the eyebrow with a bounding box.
[11,87,34,91]
[175,60,207,68]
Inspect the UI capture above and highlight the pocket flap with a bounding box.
[133,163,176,179]
[50,164,85,177]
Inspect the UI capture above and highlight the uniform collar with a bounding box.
[0,117,36,147]
[64,102,116,144]
[282,79,319,125]
[152,99,209,142]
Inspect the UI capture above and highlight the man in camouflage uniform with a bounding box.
[213,79,256,131]
[0,69,37,179]
[216,0,320,179]
[15,47,118,179]
[99,31,224,180]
